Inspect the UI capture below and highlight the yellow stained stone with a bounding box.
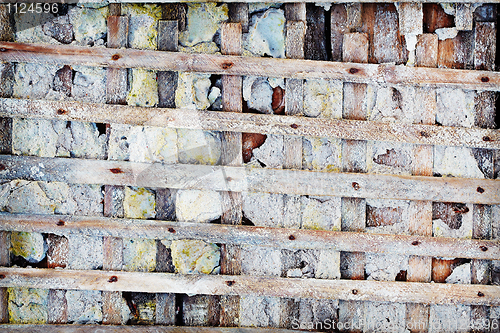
[123,187,156,219]
[127,69,159,107]
[171,240,220,274]
[8,287,48,324]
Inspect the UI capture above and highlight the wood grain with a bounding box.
[103,9,128,326]
[339,32,369,332]
[0,213,497,260]
[1,42,500,90]
[471,19,496,331]
[156,13,180,327]
[157,20,179,109]
[220,21,244,328]
[1,98,499,150]
[406,31,438,333]
[1,155,499,204]
[284,9,306,171]
[0,267,498,306]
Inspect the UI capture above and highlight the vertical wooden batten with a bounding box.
[103,5,128,325]
[156,4,181,326]
[471,17,496,331]
[219,9,245,326]
[407,32,438,333]
[282,3,307,329]
[339,32,369,333]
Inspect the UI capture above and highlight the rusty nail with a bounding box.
[481,77,489,83]
[352,182,360,190]
[226,280,235,286]
[108,276,118,283]
[289,235,295,240]
[477,187,485,194]
[480,246,488,252]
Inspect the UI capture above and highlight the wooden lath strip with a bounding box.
[0,325,298,333]
[1,42,499,90]
[0,267,498,306]
[1,155,499,204]
[0,213,498,260]
[1,98,498,150]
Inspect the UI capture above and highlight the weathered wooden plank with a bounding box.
[1,155,499,204]
[416,34,438,69]
[103,9,127,326]
[220,23,243,170]
[106,16,128,105]
[474,22,497,130]
[157,20,179,109]
[471,19,496,331]
[229,4,249,33]
[372,4,406,64]
[282,5,310,329]
[1,42,500,90]
[156,13,182,328]
[220,21,244,328]
[161,4,186,32]
[284,8,305,170]
[304,4,327,61]
[284,11,305,171]
[1,98,499,150]
[0,213,497,260]
[406,31,438,333]
[330,4,348,62]
[0,267,499,306]
[46,234,69,324]
[0,325,298,333]
[339,32,368,332]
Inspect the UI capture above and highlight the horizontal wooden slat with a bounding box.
[1,155,499,204]
[0,213,498,260]
[0,325,296,333]
[1,42,499,90]
[0,267,498,306]
[1,98,498,149]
